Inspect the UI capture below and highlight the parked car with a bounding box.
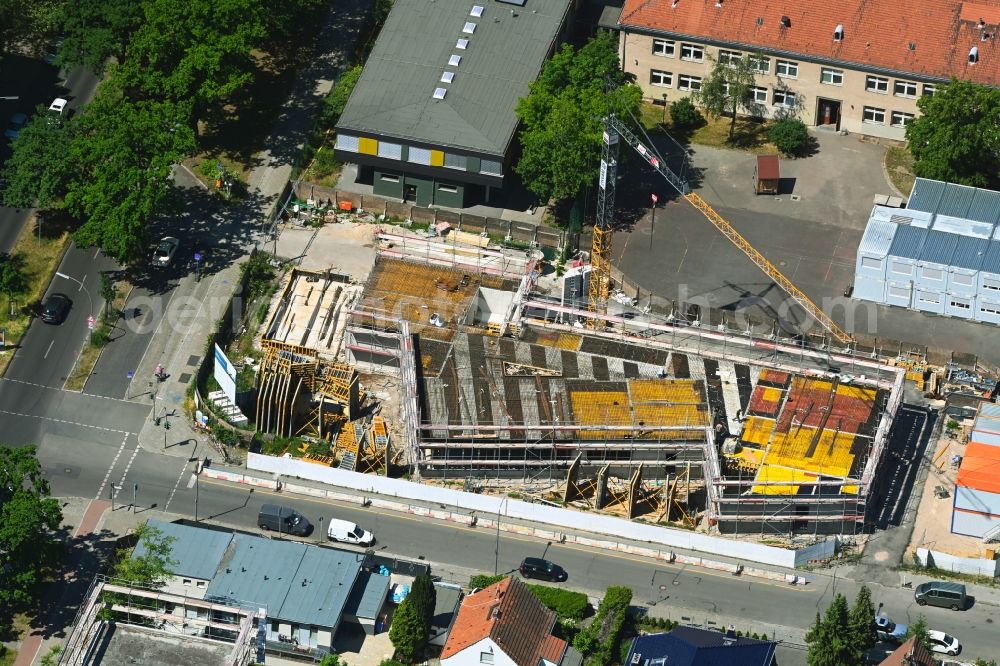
[257,503,312,536]
[927,630,961,656]
[40,293,71,324]
[874,614,907,643]
[914,581,967,610]
[326,519,375,546]
[4,112,27,142]
[518,557,567,582]
[48,98,68,115]
[152,236,180,267]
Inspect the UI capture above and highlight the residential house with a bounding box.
[878,636,936,666]
[612,0,1000,139]
[624,626,777,666]
[440,577,570,666]
[334,0,576,208]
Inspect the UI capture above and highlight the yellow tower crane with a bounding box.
[588,113,852,345]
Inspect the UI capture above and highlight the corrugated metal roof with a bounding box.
[950,236,989,271]
[918,230,959,265]
[135,520,232,581]
[982,240,1000,275]
[336,0,573,155]
[907,178,945,214]
[344,570,391,620]
[968,187,1000,225]
[857,217,899,257]
[936,182,977,219]
[932,214,995,239]
[206,534,364,628]
[887,225,928,260]
[980,403,1000,419]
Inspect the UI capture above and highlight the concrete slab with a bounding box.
[89,624,232,666]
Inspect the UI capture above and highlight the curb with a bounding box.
[200,467,811,586]
[64,283,136,393]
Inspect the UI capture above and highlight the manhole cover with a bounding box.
[874,550,889,562]
[186,355,200,367]
[178,373,192,383]
[790,194,802,201]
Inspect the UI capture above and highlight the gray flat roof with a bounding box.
[343,570,391,620]
[908,177,1000,226]
[950,235,989,271]
[206,535,365,629]
[887,225,928,260]
[336,0,573,156]
[918,230,958,265]
[136,520,232,581]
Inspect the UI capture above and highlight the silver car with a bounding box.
[152,236,180,267]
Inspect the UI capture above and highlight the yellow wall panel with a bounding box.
[430,150,445,166]
[358,137,378,155]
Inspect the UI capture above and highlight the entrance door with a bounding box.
[403,184,418,202]
[816,98,841,130]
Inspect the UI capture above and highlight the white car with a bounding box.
[927,630,961,656]
[48,98,68,115]
[151,236,180,267]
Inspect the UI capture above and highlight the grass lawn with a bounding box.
[0,215,73,377]
[884,145,916,197]
[300,134,342,187]
[639,101,779,154]
[64,280,132,391]
[0,646,17,666]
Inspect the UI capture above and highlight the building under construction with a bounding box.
[339,232,906,537]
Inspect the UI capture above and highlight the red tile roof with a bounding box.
[878,637,936,666]
[618,0,1000,85]
[441,577,567,666]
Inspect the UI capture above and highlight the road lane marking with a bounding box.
[0,408,133,433]
[44,340,54,358]
[164,459,194,512]
[95,433,131,500]
[198,476,814,593]
[1,376,155,406]
[116,439,143,489]
[78,274,87,291]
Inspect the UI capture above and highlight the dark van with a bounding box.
[258,504,312,536]
[914,581,967,610]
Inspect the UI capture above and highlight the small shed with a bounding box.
[754,155,780,195]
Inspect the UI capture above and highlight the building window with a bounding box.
[652,39,675,57]
[678,74,702,91]
[888,286,909,299]
[650,69,672,87]
[443,152,466,170]
[182,578,192,586]
[718,50,742,66]
[820,68,843,85]
[196,580,206,588]
[408,147,431,165]
[680,43,704,62]
[776,60,798,77]
[983,279,1000,291]
[953,273,973,286]
[480,653,494,665]
[866,75,888,93]
[982,304,1000,315]
[335,134,359,152]
[918,291,940,304]
[922,84,936,97]
[751,86,767,102]
[890,111,914,128]
[863,106,886,124]
[437,183,458,193]
[922,267,943,280]
[773,89,797,108]
[891,261,910,274]
[380,173,400,183]
[481,158,502,175]
[861,257,881,270]
[748,55,769,73]
[378,141,402,160]
[951,299,971,310]
[894,80,917,98]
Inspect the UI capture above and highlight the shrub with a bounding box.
[670,97,702,130]
[527,585,590,622]
[469,574,506,589]
[573,586,633,666]
[768,118,810,156]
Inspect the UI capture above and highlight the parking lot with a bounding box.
[613,130,1000,365]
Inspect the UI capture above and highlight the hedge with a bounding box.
[527,585,590,622]
[469,574,507,589]
[573,586,633,666]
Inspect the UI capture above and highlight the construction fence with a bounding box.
[293,180,565,250]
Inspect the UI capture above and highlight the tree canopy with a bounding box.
[806,587,886,666]
[906,79,1000,190]
[0,106,77,210]
[388,594,426,663]
[55,0,144,73]
[109,522,177,588]
[0,445,63,629]
[694,54,765,140]
[515,31,641,203]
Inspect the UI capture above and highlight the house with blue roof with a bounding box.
[134,520,390,656]
[624,626,776,666]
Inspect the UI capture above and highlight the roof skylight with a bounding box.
[463,22,477,34]
[457,38,469,49]
[441,71,455,83]
[471,5,484,17]
[449,54,462,66]
[433,88,447,100]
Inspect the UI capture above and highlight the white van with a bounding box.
[326,519,375,546]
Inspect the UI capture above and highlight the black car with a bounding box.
[40,293,71,324]
[518,557,567,582]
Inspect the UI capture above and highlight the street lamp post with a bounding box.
[649,193,658,251]
[318,517,325,544]
[133,483,138,513]
[194,460,200,522]
[54,272,95,318]
[493,498,506,575]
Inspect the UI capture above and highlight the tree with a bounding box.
[388,596,425,663]
[906,79,1000,189]
[55,0,144,73]
[515,31,642,203]
[99,273,116,321]
[670,96,702,131]
[322,64,363,129]
[0,445,64,631]
[906,615,932,653]
[317,653,341,666]
[0,252,29,315]
[769,118,810,156]
[694,54,764,141]
[805,594,853,666]
[847,586,877,660]
[408,574,436,638]
[0,108,77,210]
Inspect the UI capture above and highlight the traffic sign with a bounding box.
[651,193,659,205]
[194,252,202,262]
[87,315,96,330]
